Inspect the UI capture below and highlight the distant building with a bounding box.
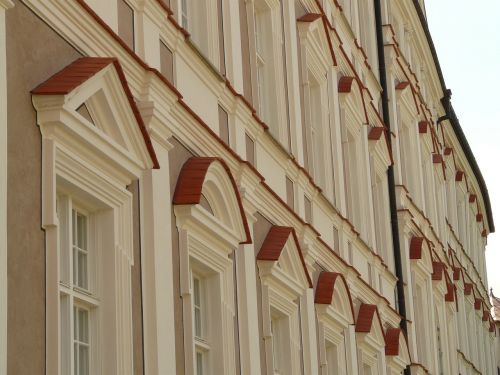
[0,0,496,374]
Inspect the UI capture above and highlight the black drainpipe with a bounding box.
[373,2,410,372]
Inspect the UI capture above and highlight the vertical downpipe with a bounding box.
[373,1,411,373]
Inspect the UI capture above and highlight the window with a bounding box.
[369,157,392,267]
[181,0,224,71]
[173,158,250,375]
[342,129,361,229]
[304,196,312,223]
[254,4,270,122]
[286,177,294,209]
[325,340,339,375]
[160,41,174,82]
[33,57,157,375]
[256,226,312,374]
[192,275,209,375]
[271,311,290,375]
[218,105,229,145]
[357,0,378,74]
[332,226,340,255]
[251,0,287,143]
[245,133,255,166]
[58,195,99,375]
[118,0,134,50]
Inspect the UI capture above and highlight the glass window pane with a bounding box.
[194,307,202,338]
[72,210,77,246]
[78,309,89,344]
[73,247,78,287]
[193,278,200,306]
[74,342,78,375]
[79,345,89,375]
[196,351,203,375]
[73,305,78,340]
[77,213,87,250]
[78,251,88,290]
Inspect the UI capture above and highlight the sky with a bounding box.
[425,0,500,296]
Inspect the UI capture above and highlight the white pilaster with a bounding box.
[235,214,262,375]
[300,289,319,375]
[0,2,13,374]
[139,137,177,375]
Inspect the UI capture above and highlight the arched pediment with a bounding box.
[173,157,251,244]
[257,226,312,292]
[338,76,369,124]
[32,57,159,172]
[355,303,385,348]
[315,272,355,325]
[385,328,411,370]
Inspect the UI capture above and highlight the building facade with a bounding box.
[0,0,497,374]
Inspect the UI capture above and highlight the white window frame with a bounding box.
[296,14,336,199]
[338,79,373,243]
[174,159,249,375]
[33,61,156,375]
[57,194,101,375]
[355,308,386,375]
[257,231,312,375]
[179,0,220,67]
[315,279,354,375]
[248,0,288,143]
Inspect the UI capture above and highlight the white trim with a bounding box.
[32,62,152,374]
[175,203,239,375]
[0,3,13,375]
[139,138,177,375]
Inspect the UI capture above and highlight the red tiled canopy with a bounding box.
[464,283,473,295]
[355,303,382,334]
[31,57,159,168]
[338,76,356,93]
[173,157,251,244]
[432,262,445,281]
[315,272,355,321]
[368,126,385,140]
[418,121,428,134]
[395,81,410,90]
[409,237,425,260]
[297,13,322,22]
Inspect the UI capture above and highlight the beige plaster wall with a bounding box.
[6,2,80,373]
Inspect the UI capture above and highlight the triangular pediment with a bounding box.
[257,226,312,292]
[297,13,336,72]
[277,235,311,289]
[32,57,158,172]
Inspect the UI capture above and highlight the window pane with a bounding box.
[196,351,203,375]
[218,105,229,145]
[118,0,135,50]
[74,305,78,340]
[77,213,87,249]
[78,308,89,344]
[74,342,78,375]
[181,0,189,29]
[72,210,77,246]
[78,251,88,290]
[193,278,202,337]
[79,345,89,375]
[245,134,255,165]
[160,41,174,82]
[73,246,78,287]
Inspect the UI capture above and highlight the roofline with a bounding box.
[412,1,495,233]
